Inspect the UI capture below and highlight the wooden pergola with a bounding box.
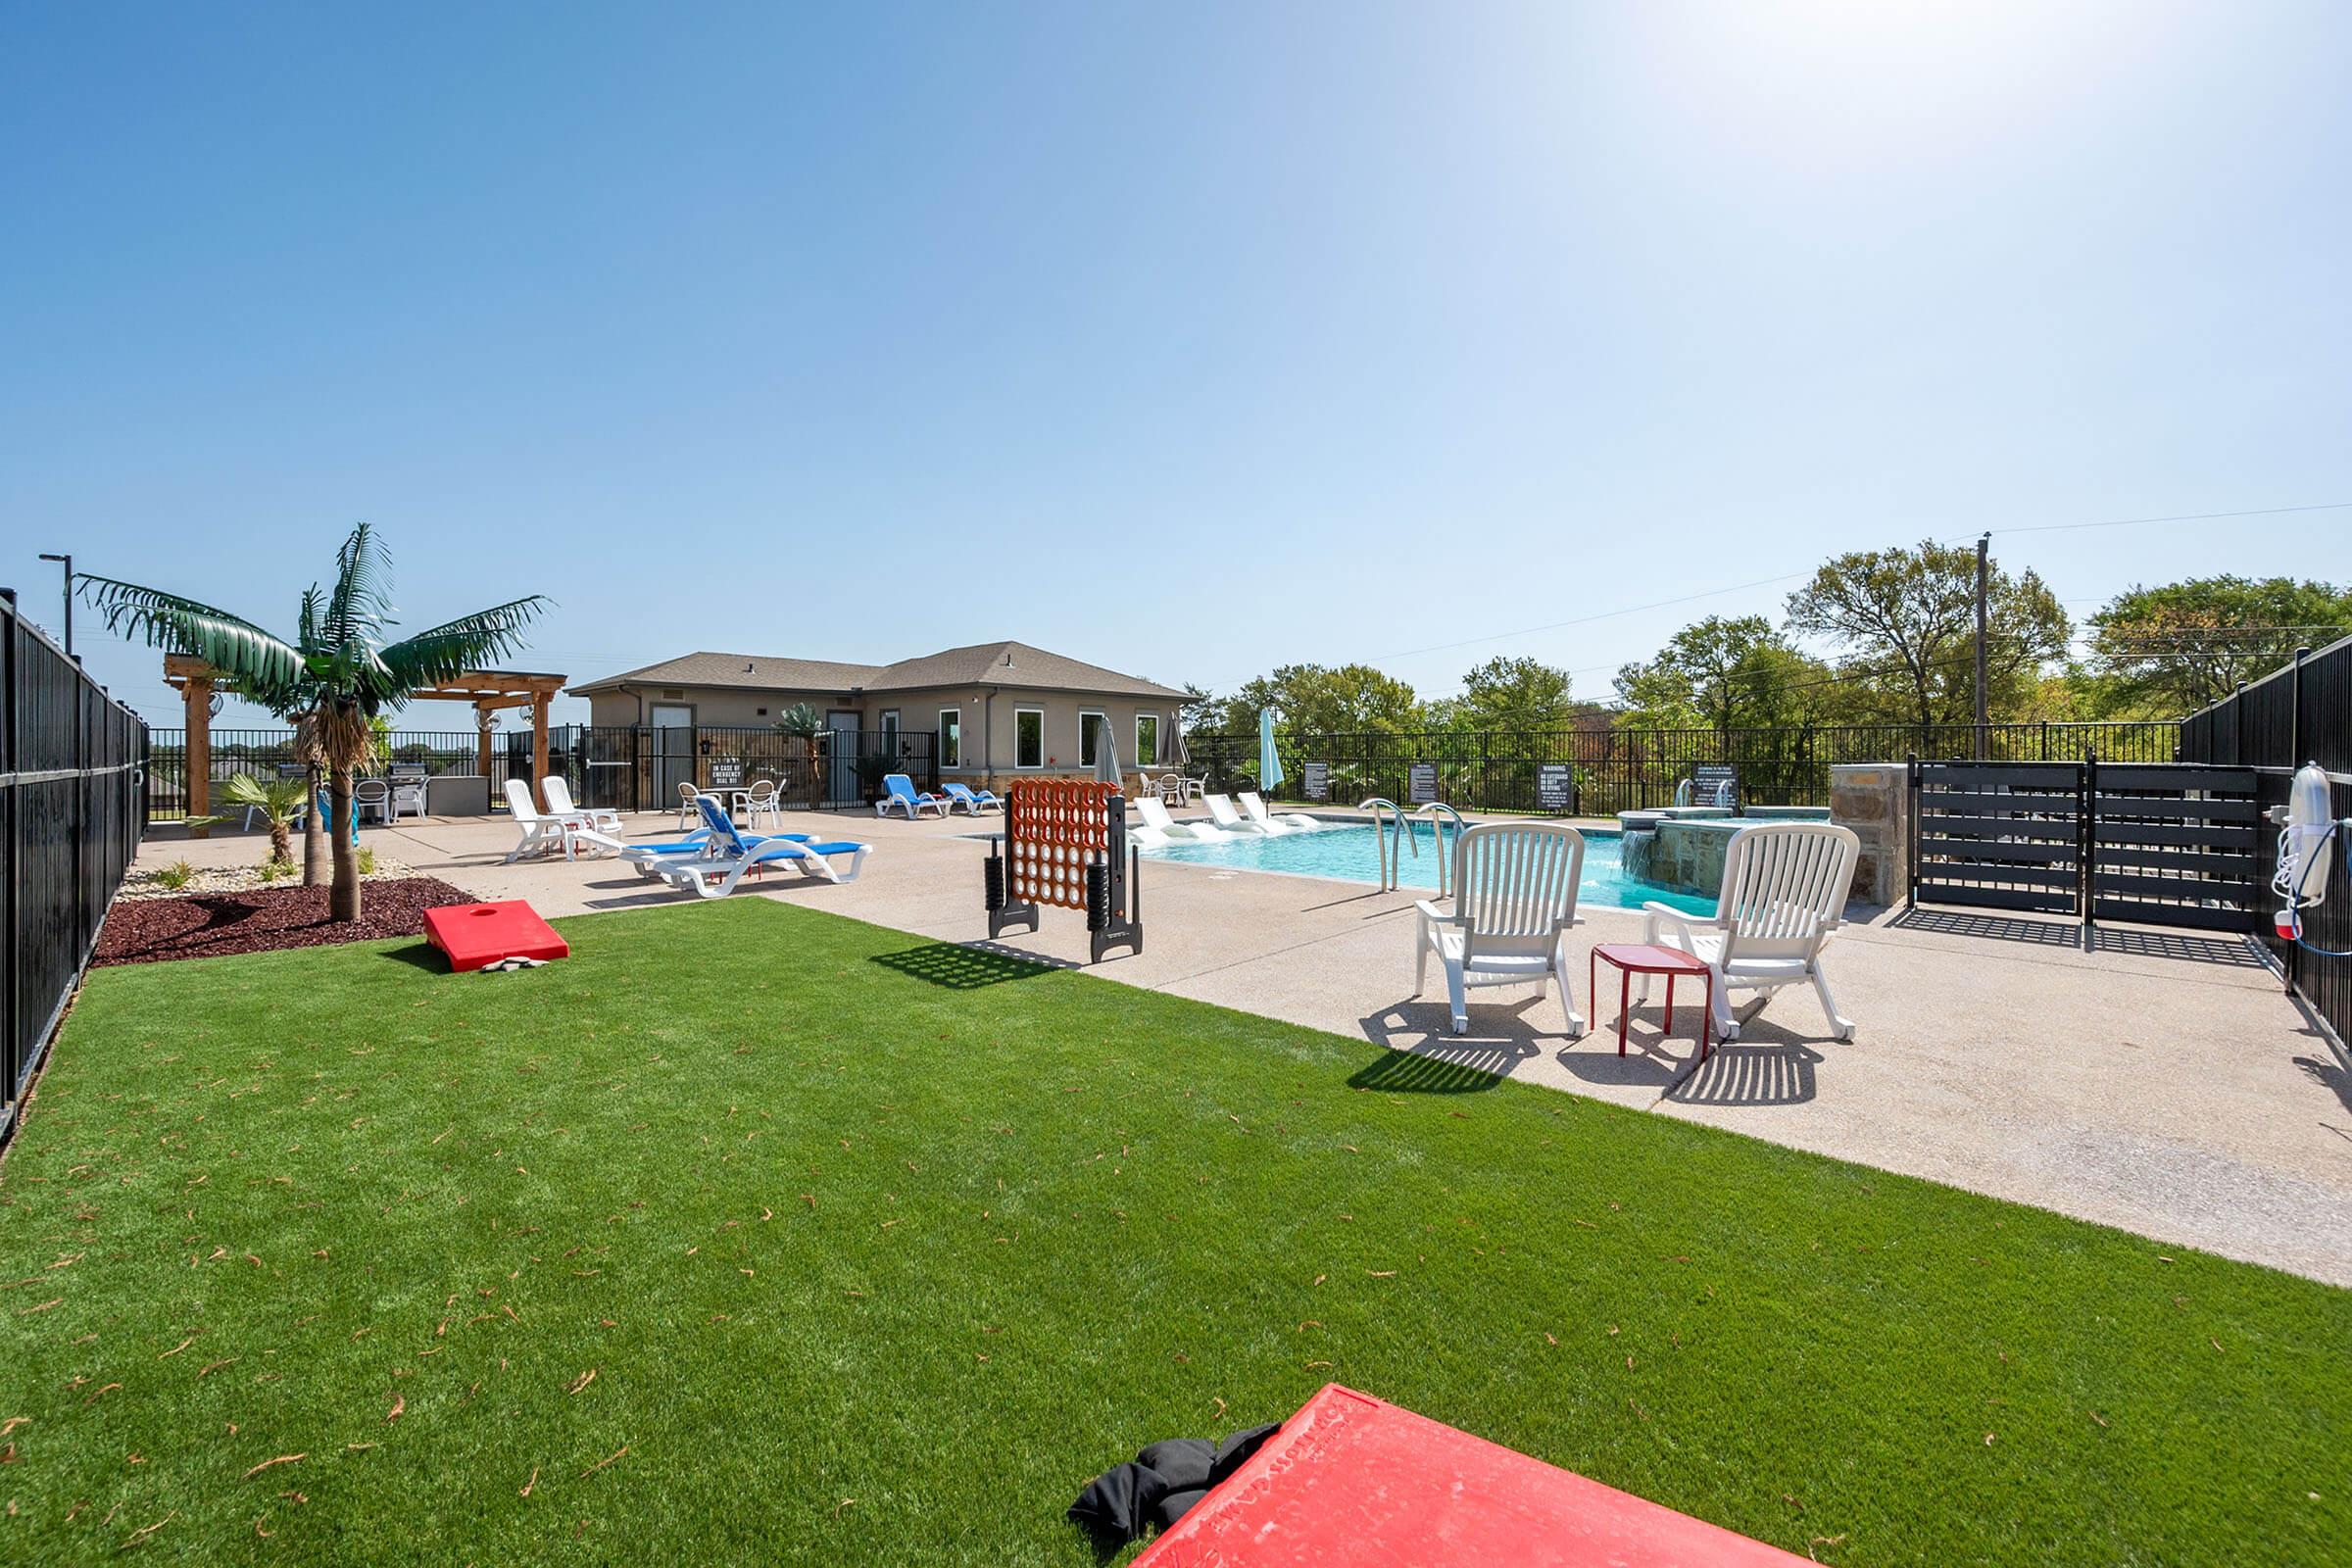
[163,654,567,830]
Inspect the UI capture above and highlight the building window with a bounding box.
[939,710,961,769]
[880,710,901,755]
[1136,712,1160,766]
[1079,710,1107,768]
[1015,708,1044,769]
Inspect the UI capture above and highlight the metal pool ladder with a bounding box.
[1360,798,1411,890]
[1414,801,1465,898]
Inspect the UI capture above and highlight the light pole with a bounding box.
[37,552,72,657]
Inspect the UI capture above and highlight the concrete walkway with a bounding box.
[138,808,2352,1286]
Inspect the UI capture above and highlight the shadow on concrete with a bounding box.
[1890,906,2081,948]
[868,943,1057,990]
[1666,1032,1824,1106]
[2090,925,2267,967]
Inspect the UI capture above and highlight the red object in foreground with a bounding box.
[1591,942,1713,1060]
[422,900,569,972]
[1134,1385,1806,1567]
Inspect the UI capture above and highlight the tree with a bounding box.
[82,524,548,920]
[1612,615,1830,739]
[1441,656,1578,733]
[220,773,310,867]
[2082,575,2352,716]
[1785,540,2070,728]
[1204,663,1427,738]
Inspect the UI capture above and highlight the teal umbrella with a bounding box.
[1258,710,1285,794]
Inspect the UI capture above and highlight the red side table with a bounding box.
[1590,944,1711,1060]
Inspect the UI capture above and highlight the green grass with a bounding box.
[2,901,2345,1564]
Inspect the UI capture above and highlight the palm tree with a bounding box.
[81,524,548,921]
[220,773,311,866]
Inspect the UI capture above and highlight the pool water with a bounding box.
[1136,820,1716,914]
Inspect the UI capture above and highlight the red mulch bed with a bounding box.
[94,877,478,967]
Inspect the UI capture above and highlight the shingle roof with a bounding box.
[570,641,1190,703]
[569,652,883,697]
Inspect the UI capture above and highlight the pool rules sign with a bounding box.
[1301,762,1330,802]
[1408,762,1438,805]
[1536,762,1574,812]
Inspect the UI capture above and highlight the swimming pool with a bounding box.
[1136,820,1716,914]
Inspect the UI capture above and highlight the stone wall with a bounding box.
[1830,762,1908,906]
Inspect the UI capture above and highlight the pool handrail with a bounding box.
[1359,798,1411,890]
[1414,802,1466,898]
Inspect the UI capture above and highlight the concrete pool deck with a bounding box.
[134,808,2352,1286]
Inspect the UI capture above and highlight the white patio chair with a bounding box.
[674,781,701,829]
[1640,821,1860,1042]
[390,775,429,821]
[1202,793,1277,835]
[543,774,624,837]
[1412,821,1587,1037]
[503,779,617,862]
[742,778,782,828]
[352,778,392,825]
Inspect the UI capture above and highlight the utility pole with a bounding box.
[38,552,72,657]
[1972,533,1989,760]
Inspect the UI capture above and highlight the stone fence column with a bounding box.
[1831,762,1909,906]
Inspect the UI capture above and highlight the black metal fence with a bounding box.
[5,592,146,1144]
[1185,721,2180,817]
[2178,635,2352,1047]
[145,724,938,820]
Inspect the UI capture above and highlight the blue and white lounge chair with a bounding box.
[876,773,949,818]
[941,782,1001,814]
[650,796,869,896]
[612,798,813,879]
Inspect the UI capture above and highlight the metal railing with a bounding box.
[1187,721,2180,818]
[2179,635,2352,1047]
[4,591,146,1145]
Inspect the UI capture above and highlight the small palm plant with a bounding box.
[220,773,312,866]
[81,524,547,921]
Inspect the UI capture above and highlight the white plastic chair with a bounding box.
[503,779,616,862]
[1202,793,1277,835]
[742,778,781,828]
[1240,791,1321,832]
[1412,821,1587,1037]
[1640,821,1860,1042]
[543,774,623,837]
[674,781,701,829]
[1132,794,1229,847]
[390,775,429,821]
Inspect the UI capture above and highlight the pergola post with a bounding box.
[182,671,214,839]
[531,686,551,809]
[474,701,495,781]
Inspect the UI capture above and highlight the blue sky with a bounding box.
[6,2,2347,728]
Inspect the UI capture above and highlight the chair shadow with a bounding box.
[1665,1026,1825,1107]
[869,943,1061,990]
[1354,1000,1559,1091]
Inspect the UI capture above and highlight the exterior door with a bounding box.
[826,710,861,806]
[649,704,695,804]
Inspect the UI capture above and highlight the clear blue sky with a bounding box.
[6,2,2347,729]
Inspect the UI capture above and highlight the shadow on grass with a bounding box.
[1347,1050,1503,1095]
[869,943,1059,990]
[380,942,448,972]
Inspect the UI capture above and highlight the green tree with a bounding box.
[1785,541,2070,728]
[1205,663,1427,739]
[2082,575,2352,716]
[1438,656,1578,733]
[82,524,548,921]
[1613,615,1831,739]
[220,773,311,867]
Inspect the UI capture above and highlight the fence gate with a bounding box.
[1908,758,2262,934]
[1911,760,2083,915]
[2088,763,2262,932]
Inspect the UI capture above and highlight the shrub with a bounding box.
[156,860,195,891]
[356,847,378,876]
[258,857,296,884]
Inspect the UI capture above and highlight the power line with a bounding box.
[1987,501,2352,537]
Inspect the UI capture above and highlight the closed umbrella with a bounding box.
[1258,710,1285,794]
[1095,716,1123,788]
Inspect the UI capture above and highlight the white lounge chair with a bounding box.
[1132,795,1229,847]
[650,796,868,895]
[1412,821,1587,1037]
[502,779,614,862]
[1640,821,1860,1043]
[1202,793,1278,835]
[543,774,624,838]
[1240,791,1322,832]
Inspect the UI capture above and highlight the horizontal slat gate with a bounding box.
[2089,761,2260,933]
[1912,761,2083,915]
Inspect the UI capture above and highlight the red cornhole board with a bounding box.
[422,900,569,972]
[1133,1384,1809,1567]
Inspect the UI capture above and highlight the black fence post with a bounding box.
[2080,748,2097,941]
[1904,752,1920,910]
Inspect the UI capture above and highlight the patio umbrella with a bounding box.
[1154,714,1186,767]
[1258,710,1285,794]
[1096,717,1124,788]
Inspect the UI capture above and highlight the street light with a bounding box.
[36,552,71,657]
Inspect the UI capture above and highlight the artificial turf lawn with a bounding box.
[1,901,2345,1565]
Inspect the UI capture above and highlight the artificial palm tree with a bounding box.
[220,773,311,867]
[81,524,548,921]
